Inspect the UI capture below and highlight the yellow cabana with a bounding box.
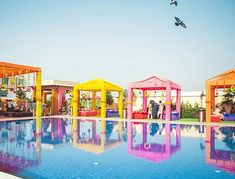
[72,78,123,118]
[206,69,235,122]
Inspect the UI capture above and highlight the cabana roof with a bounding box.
[42,80,77,91]
[206,69,235,87]
[42,80,77,87]
[129,76,181,90]
[0,61,41,78]
[74,78,122,91]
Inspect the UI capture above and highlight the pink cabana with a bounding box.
[127,76,181,120]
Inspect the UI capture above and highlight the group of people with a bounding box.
[5,101,20,112]
[147,100,165,119]
[212,104,235,120]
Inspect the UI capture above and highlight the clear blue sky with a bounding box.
[0,0,235,90]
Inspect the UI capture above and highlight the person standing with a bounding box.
[212,105,223,120]
[0,98,4,112]
[158,101,164,119]
[147,100,153,119]
[152,101,159,119]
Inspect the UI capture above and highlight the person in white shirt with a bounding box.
[212,105,223,119]
[158,100,164,119]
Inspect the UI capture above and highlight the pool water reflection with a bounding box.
[0,118,234,179]
[128,123,181,163]
[72,120,123,154]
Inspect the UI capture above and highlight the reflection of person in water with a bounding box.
[43,118,51,133]
[25,121,33,142]
[17,125,26,146]
[150,123,159,136]
[122,128,127,142]
[1,126,8,144]
[62,119,67,135]
[62,119,69,142]
[106,121,114,138]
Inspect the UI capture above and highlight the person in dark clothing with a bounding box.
[152,101,159,119]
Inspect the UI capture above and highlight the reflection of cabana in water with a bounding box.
[42,80,76,115]
[0,122,41,173]
[39,118,72,148]
[0,62,42,118]
[205,126,235,173]
[0,150,39,174]
[127,76,181,120]
[72,119,123,154]
[127,122,181,162]
[72,78,123,118]
[206,69,235,122]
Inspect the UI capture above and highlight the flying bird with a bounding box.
[175,17,186,28]
[170,0,178,6]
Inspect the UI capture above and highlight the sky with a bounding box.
[0,0,235,91]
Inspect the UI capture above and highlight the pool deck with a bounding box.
[0,115,234,127]
[0,172,21,179]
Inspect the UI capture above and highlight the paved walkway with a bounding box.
[0,115,234,127]
[0,172,21,179]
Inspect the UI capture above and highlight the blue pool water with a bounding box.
[0,118,234,179]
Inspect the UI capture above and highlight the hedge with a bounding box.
[181,102,201,118]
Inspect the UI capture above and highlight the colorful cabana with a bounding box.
[127,76,181,120]
[42,80,76,115]
[205,126,235,173]
[72,78,123,118]
[128,122,181,162]
[206,69,235,122]
[0,62,42,118]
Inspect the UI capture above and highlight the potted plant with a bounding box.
[221,88,234,114]
[16,88,26,112]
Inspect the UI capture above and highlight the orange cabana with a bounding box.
[0,62,41,78]
[206,69,235,122]
[0,62,42,118]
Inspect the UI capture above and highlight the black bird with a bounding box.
[175,17,186,28]
[170,0,178,6]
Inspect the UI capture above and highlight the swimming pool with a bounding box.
[0,118,234,179]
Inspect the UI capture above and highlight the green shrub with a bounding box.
[106,91,114,105]
[181,102,200,118]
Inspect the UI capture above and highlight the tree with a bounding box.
[222,90,234,105]
[123,89,128,108]
[106,91,114,106]
[221,88,235,114]
[16,88,26,99]
[16,88,26,112]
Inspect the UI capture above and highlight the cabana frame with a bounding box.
[0,61,41,134]
[206,69,235,122]
[72,78,123,118]
[127,76,181,121]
